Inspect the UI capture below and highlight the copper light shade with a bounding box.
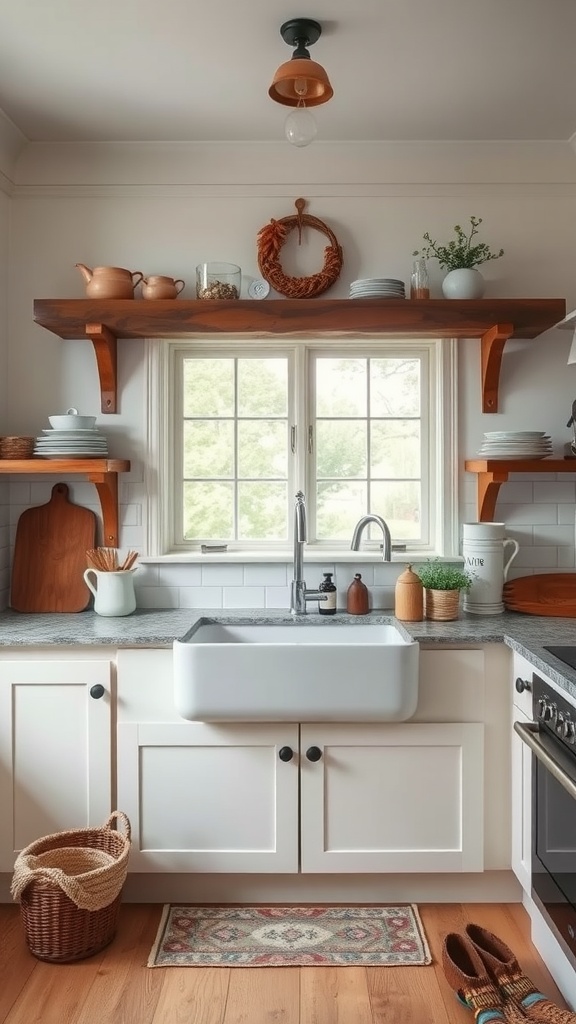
[269,18,333,108]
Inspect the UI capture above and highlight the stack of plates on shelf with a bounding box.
[476,430,553,460]
[33,428,109,459]
[349,278,406,299]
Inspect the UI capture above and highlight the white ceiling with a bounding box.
[1,0,575,145]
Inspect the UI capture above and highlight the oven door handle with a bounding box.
[514,721,576,801]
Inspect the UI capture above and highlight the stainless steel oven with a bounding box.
[514,669,576,968]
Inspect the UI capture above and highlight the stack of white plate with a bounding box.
[33,428,109,459]
[349,278,406,299]
[477,430,553,460]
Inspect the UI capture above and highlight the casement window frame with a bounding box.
[144,336,459,561]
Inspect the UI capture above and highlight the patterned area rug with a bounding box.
[148,904,432,967]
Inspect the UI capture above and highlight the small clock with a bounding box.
[247,278,271,299]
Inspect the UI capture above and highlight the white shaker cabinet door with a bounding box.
[117,721,299,873]
[511,702,532,893]
[300,722,484,873]
[0,659,112,871]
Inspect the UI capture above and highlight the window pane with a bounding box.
[238,482,288,539]
[316,420,367,478]
[183,358,234,416]
[370,359,420,417]
[371,481,421,540]
[183,482,234,540]
[316,481,368,539]
[238,359,288,416]
[184,421,234,477]
[238,421,287,478]
[370,421,420,477]
[316,358,367,416]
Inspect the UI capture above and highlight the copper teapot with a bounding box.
[75,264,144,299]
[141,275,185,300]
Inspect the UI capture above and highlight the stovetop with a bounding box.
[544,646,576,673]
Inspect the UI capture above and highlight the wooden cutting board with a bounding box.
[10,483,97,612]
[503,573,576,617]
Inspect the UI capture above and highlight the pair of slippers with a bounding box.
[441,923,576,1023]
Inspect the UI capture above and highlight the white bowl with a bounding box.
[48,408,96,430]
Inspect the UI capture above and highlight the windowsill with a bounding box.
[139,550,462,565]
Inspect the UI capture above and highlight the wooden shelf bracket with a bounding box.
[480,322,514,413]
[86,322,117,413]
[87,471,120,546]
[476,470,510,521]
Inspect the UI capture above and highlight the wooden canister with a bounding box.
[394,564,424,621]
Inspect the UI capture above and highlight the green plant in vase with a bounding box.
[416,559,475,622]
[413,216,504,299]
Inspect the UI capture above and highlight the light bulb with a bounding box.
[284,107,317,148]
[294,77,308,98]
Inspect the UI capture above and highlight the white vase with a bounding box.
[441,268,485,299]
[461,522,519,615]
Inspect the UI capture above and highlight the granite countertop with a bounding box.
[1,606,576,700]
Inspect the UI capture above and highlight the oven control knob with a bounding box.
[515,677,531,693]
[562,718,576,742]
[542,702,556,722]
[555,713,566,735]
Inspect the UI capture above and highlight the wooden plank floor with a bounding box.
[0,903,569,1023]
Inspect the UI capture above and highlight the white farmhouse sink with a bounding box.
[173,618,419,722]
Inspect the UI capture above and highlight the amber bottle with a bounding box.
[318,572,337,615]
[346,573,369,615]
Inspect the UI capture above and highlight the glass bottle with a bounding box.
[318,572,337,615]
[410,258,430,300]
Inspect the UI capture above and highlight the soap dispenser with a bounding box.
[346,573,369,615]
[318,572,337,615]
[394,564,424,621]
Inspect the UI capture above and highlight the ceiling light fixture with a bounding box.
[268,18,333,148]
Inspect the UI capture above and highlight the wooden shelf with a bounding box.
[0,459,130,546]
[34,297,566,415]
[465,458,576,521]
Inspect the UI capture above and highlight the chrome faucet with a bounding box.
[290,491,327,614]
[351,514,392,561]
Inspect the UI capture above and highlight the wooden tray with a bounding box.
[503,573,576,617]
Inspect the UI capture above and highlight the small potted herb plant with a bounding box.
[416,559,475,621]
[413,216,504,299]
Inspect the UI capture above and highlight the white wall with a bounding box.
[4,140,576,609]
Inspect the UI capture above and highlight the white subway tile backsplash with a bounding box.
[201,564,244,586]
[369,586,395,610]
[178,587,223,609]
[120,503,141,526]
[244,564,288,586]
[534,481,576,503]
[499,503,559,525]
[265,586,291,609]
[158,563,202,587]
[494,481,533,504]
[513,546,558,568]
[529,525,574,546]
[222,586,266,608]
[134,564,159,586]
[135,586,180,608]
[558,505,576,525]
[558,546,576,568]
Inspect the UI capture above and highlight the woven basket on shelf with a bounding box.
[11,811,131,963]
[0,436,35,459]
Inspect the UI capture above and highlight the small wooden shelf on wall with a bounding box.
[33,297,566,414]
[0,459,130,546]
[465,458,576,522]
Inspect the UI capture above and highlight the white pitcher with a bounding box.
[83,569,137,616]
[462,522,519,615]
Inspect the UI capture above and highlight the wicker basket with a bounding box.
[0,436,35,459]
[11,811,131,963]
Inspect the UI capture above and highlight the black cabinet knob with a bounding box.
[306,746,322,762]
[278,746,294,762]
[515,677,531,694]
[90,684,105,699]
